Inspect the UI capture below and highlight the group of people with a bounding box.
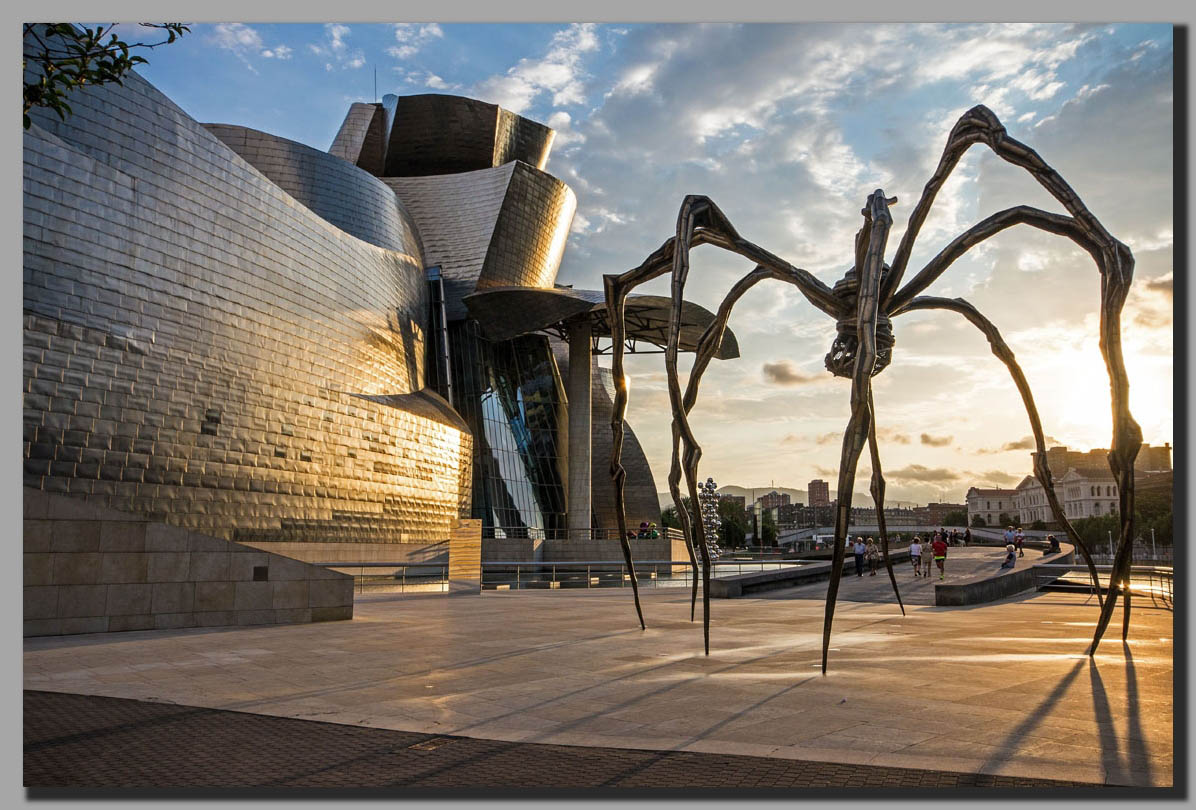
[849,527,965,581]
[629,521,660,540]
[850,537,883,577]
[907,532,950,580]
[1003,525,1026,557]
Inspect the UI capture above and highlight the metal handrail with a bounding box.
[1032,563,1174,609]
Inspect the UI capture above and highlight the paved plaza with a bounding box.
[24,552,1174,790]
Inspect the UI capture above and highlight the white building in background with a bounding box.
[1058,467,1120,520]
[965,487,1019,527]
[1013,475,1061,526]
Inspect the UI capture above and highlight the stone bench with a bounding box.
[934,545,1075,606]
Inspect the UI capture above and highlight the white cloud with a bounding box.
[388,23,444,59]
[310,23,366,70]
[471,23,600,114]
[207,23,295,71]
[210,22,263,53]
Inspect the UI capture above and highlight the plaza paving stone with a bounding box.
[23,548,1175,790]
[24,690,1099,790]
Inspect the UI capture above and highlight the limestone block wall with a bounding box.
[22,52,471,544]
[23,488,354,637]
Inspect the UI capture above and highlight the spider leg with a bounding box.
[881,105,1140,654]
[866,386,905,615]
[605,195,843,647]
[822,190,895,674]
[896,295,1105,608]
[887,197,1139,653]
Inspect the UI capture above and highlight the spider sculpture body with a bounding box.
[603,105,1142,673]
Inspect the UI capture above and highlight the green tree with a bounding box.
[1030,519,1047,531]
[1073,491,1171,550]
[717,498,749,548]
[942,509,968,527]
[971,514,986,527]
[660,496,694,530]
[761,509,778,547]
[24,23,189,129]
[998,512,1015,528]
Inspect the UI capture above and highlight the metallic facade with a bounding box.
[23,42,661,552]
[23,60,471,545]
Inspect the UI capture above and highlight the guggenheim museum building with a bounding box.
[22,45,737,563]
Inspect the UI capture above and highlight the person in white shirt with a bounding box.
[852,537,866,577]
[909,537,923,577]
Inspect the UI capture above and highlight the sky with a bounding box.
[131,22,1174,505]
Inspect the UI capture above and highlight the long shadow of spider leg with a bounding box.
[897,295,1104,609]
[822,189,895,674]
[866,387,904,615]
[883,105,1141,656]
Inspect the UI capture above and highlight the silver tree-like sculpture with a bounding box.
[603,105,1141,673]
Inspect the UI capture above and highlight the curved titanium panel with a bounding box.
[385,94,555,177]
[384,163,575,320]
[479,162,576,292]
[382,164,515,320]
[23,68,471,544]
[327,101,387,175]
[205,123,422,257]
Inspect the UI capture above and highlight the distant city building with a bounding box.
[808,479,830,506]
[850,505,919,527]
[776,502,805,527]
[1042,443,1171,478]
[720,494,747,515]
[915,502,968,526]
[966,487,1019,527]
[757,491,790,509]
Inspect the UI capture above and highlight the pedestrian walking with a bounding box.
[853,536,866,577]
[963,528,971,547]
[932,535,948,580]
[1015,527,1025,557]
[866,537,880,575]
[1003,525,1015,547]
[909,536,922,577]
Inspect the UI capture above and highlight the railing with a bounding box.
[480,559,807,591]
[1033,564,1173,609]
[481,527,662,542]
[312,562,450,594]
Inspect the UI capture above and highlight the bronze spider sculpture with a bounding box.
[603,105,1142,673]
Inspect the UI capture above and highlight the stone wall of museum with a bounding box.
[22,64,471,544]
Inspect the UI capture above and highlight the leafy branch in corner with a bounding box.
[23,23,190,129]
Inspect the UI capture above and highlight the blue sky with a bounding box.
[134,22,1174,502]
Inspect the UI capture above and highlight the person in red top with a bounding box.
[931,536,949,580]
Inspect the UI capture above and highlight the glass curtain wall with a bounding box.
[447,320,567,539]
